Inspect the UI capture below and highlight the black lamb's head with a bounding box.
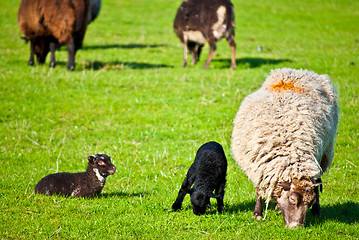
[88,153,116,177]
[189,190,211,216]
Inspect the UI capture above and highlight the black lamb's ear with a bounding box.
[278,182,291,191]
[209,193,220,199]
[88,155,96,164]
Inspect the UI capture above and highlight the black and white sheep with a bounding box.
[172,141,228,215]
[173,0,236,69]
[231,68,338,228]
[17,0,89,70]
[34,153,116,198]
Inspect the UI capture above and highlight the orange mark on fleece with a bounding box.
[270,79,303,93]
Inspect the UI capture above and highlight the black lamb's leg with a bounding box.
[253,187,263,219]
[215,181,226,213]
[172,166,196,211]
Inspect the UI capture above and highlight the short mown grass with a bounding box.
[0,0,358,238]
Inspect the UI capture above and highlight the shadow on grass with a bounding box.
[101,191,149,198]
[50,60,173,70]
[83,43,167,50]
[225,200,358,225]
[224,199,279,214]
[306,201,359,226]
[82,60,174,70]
[213,57,293,68]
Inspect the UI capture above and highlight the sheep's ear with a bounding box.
[278,182,291,191]
[88,155,96,164]
[313,181,322,187]
[209,193,220,199]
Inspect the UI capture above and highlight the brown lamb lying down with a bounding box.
[34,153,116,198]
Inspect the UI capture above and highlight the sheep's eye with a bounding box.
[98,161,106,166]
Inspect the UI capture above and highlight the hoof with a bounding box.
[50,62,56,68]
[218,206,224,213]
[230,65,236,70]
[172,203,181,212]
[67,65,75,71]
[252,213,262,220]
[28,61,34,66]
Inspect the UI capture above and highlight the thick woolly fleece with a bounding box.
[231,68,338,205]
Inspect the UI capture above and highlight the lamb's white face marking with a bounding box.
[93,168,106,183]
[71,187,81,197]
[212,6,228,40]
[183,31,206,44]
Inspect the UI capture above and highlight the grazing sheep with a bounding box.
[34,153,116,198]
[88,0,101,24]
[17,0,89,70]
[231,68,338,228]
[173,0,236,69]
[172,141,228,215]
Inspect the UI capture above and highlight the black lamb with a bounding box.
[172,141,228,215]
[34,153,116,198]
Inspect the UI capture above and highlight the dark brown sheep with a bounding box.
[18,0,89,70]
[174,0,236,69]
[34,153,116,198]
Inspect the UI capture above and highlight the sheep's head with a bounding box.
[188,189,219,216]
[34,38,50,64]
[276,178,320,228]
[88,153,116,178]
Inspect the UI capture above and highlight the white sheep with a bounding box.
[231,68,338,228]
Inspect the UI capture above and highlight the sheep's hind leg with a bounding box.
[227,34,236,69]
[215,183,225,213]
[253,187,263,220]
[67,38,75,71]
[203,40,216,69]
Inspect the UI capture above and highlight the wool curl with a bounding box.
[231,68,338,209]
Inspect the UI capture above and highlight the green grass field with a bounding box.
[1,0,358,238]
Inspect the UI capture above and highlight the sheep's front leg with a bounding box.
[227,34,236,69]
[203,39,216,69]
[190,44,201,65]
[49,41,57,68]
[182,37,188,67]
[253,187,263,220]
[172,169,196,211]
[311,178,322,217]
[28,40,35,66]
[67,38,75,71]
